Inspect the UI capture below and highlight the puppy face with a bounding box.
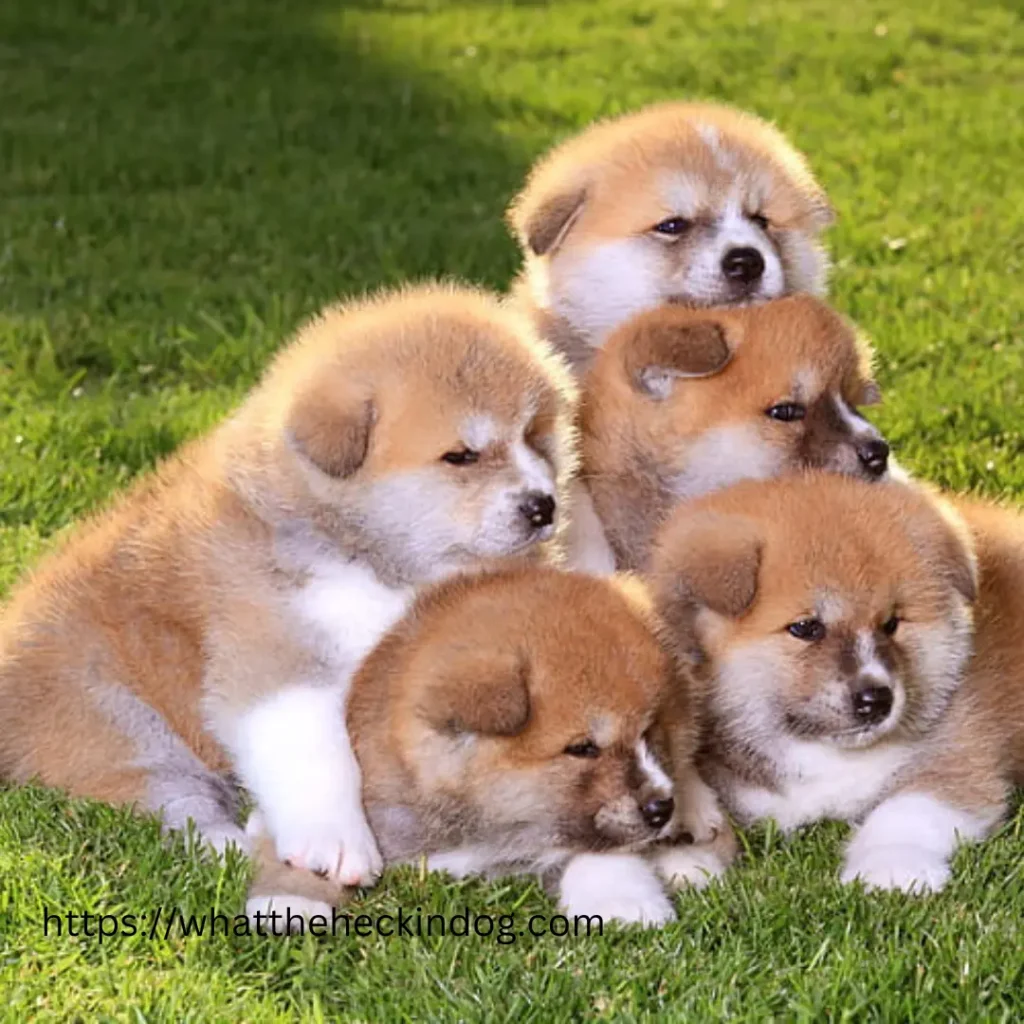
[650,475,977,754]
[365,568,683,853]
[509,103,833,345]
[585,296,888,502]
[259,287,578,582]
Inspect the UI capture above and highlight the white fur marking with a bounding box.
[291,558,413,670]
[729,738,914,830]
[462,414,498,452]
[636,738,673,793]
[671,423,783,500]
[855,631,892,685]
[842,791,999,893]
[559,853,675,926]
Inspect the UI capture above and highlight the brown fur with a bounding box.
[579,296,885,571]
[0,284,578,853]
[506,101,834,373]
[247,567,733,927]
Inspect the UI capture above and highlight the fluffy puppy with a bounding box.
[247,566,735,930]
[0,285,577,886]
[507,101,834,374]
[650,472,1024,892]
[565,295,890,574]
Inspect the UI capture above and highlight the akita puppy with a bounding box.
[0,285,577,887]
[507,101,834,376]
[650,473,1024,892]
[246,566,735,930]
[565,296,890,574]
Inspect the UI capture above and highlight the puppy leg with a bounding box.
[228,681,382,887]
[558,852,675,926]
[86,681,248,854]
[672,766,726,844]
[841,790,1004,893]
[652,823,737,892]
[841,714,1007,893]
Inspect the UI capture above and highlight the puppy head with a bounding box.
[246,285,578,583]
[649,474,977,753]
[585,295,887,494]
[508,102,833,346]
[373,567,686,852]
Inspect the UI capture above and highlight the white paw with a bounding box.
[653,843,729,891]
[273,814,383,887]
[559,853,675,927]
[841,842,951,893]
[246,894,334,935]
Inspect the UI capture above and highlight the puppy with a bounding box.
[566,295,890,574]
[650,472,1024,892]
[0,284,577,887]
[507,101,834,375]
[246,566,735,930]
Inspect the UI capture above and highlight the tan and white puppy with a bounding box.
[247,566,735,929]
[650,472,1024,892]
[507,101,834,375]
[566,295,890,574]
[0,285,577,887]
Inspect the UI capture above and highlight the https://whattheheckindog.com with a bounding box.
[41,905,604,944]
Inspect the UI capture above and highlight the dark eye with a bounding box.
[564,740,600,759]
[766,402,807,422]
[651,216,692,237]
[787,619,826,642]
[441,448,479,466]
[749,212,770,230]
[882,615,900,636]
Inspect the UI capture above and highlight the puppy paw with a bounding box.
[246,894,334,935]
[674,774,726,845]
[653,842,730,892]
[841,843,951,893]
[274,815,383,888]
[337,817,385,887]
[559,853,675,927]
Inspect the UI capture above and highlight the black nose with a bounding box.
[852,685,894,723]
[641,796,674,829]
[519,492,555,530]
[721,246,765,284]
[857,438,890,477]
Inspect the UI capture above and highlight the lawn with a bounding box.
[1,0,1022,1018]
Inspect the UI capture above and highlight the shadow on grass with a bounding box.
[0,0,529,382]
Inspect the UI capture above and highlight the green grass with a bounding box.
[1,0,1022,1018]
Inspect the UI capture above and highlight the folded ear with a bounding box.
[617,310,734,400]
[420,648,530,738]
[649,511,762,663]
[508,184,587,257]
[287,377,374,479]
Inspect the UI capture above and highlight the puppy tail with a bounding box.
[244,818,351,936]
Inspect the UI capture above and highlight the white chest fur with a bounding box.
[290,558,413,674]
[728,738,913,830]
